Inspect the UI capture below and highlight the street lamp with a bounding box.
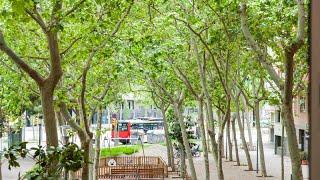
[38,114,43,146]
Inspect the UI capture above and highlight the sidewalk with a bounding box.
[132,143,292,180]
[1,157,35,180]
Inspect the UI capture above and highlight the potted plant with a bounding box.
[300,151,308,165]
[300,151,309,179]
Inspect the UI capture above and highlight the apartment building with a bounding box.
[266,95,309,155]
[91,93,163,125]
[262,58,309,155]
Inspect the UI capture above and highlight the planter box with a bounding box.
[302,164,309,179]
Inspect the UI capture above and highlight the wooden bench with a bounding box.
[139,167,164,178]
[75,156,168,179]
[110,166,138,179]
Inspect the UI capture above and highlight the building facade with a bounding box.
[265,95,309,155]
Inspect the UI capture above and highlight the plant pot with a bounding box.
[301,163,309,179]
[301,160,308,165]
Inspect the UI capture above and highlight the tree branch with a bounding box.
[60,37,82,57]
[287,0,305,54]
[77,0,134,135]
[173,16,228,95]
[22,56,48,60]
[0,32,44,85]
[110,0,134,37]
[64,0,87,18]
[238,85,254,109]
[59,102,87,140]
[93,81,112,101]
[25,8,47,32]
[171,62,199,98]
[239,2,282,89]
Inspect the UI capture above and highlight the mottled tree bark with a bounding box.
[231,115,240,166]
[254,101,267,176]
[173,100,197,180]
[40,86,59,147]
[216,100,231,180]
[81,140,92,180]
[161,108,175,171]
[0,155,2,180]
[244,109,253,148]
[94,107,103,180]
[178,142,186,179]
[226,116,233,161]
[198,99,210,180]
[205,104,219,164]
[235,96,253,170]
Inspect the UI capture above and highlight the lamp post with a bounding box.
[38,122,41,146]
[38,114,42,146]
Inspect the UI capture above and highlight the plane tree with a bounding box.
[240,0,308,178]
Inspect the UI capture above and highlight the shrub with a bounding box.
[100,145,140,157]
[299,151,308,161]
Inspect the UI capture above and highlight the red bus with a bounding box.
[111,121,131,144]
[111,119,164,144]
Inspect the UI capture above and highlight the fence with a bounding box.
[75,156,168,179]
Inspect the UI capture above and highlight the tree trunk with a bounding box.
[161,108,175,171]
[40,85,60,176]
[281,120,284,180]
[197,99,210,180]
[204,109,211,153]
[243,109,253,148]
[173,104,197,180]
[231,116,240,165]
[178,142,186,178]
[40,86,59,147]
[81,139,92,180]
[0,155,2,180]
[55,111,65,143]
[235,98,253,170]
[94,107,103,180]
[221,131,225,159]
[68,171,76,180]
[89,141,94,180]
[282,50,303,180]
[216,104,230,180]
[282,103,302,180]
[0,109,2,180]
[59,103,92,180]
[168,139,175,171]
[254,101,267,177]
[205,101,218,161]
[226,116,233,161]
[217,133,225,180]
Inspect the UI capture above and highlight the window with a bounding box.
[299,129,305,151]
[299,97,306,112]
[270,112,275,123]
[128,100,134,110]
[275,110,281,123]
[118,123,128,131]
